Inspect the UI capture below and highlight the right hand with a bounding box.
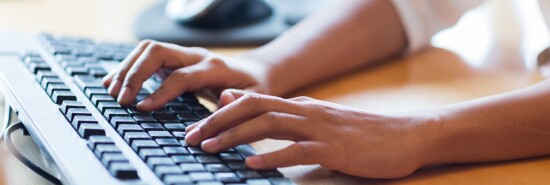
[103,40,270,112]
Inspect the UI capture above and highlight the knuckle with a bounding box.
[262,112,282,127]
[147,42,164,53]
[206,56,227,68]
[172,69,192,79]
[241,93,263,107]
[296,144,313,158]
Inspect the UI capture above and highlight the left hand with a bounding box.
[184,89,431,179]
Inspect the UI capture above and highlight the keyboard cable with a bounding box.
[3,105,62,185]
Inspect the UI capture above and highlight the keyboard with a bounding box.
[0,32,293,185]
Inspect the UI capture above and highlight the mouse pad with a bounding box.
[133,0,291,47]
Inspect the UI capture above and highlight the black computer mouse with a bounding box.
[165,0,273,28]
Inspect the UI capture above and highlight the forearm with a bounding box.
[420,80,550,166]
[238,0,407,96]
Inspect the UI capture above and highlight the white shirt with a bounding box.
[391,0,550,54]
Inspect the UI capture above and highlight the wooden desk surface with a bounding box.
[1,0,550,184]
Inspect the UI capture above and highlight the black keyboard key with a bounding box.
[71,115,98,130]
[260,170,284,178]
[169,105,191,113]
[205,164,231,172]
[126,108,146,115]
[146,156,175,168]
[179,163,206,172]
[110,116,137,129]
[163,123,186,132]
[78,123,105,139]
[60,100,85,115]
[46,83,70,97]
[155,114,180,122]
[101,153,128,167]
[94,144,121,158]
[189,172,215,182]
[91,94,116,106]
[65,108,92,122]
[227,163,248,170]
[28,62,51,74]
[163,146,189,156]
[163,174,192,184]
[139,148,167,160]
[108,162,139,179]
[236,171,262,179]
[87,135,114,150]
[214,172,240,183]
[131,140,159,152]
[51,90,77,104]
[172,131,186,140]
[85,87,108,98]
[90,68,108,78]
[133,115,157,123]
[194,110,212,119]
[187,147,206,155]
[195,156,222,164]
[148,131,172,139]
[141,123,165,131]
[124,132,151,143]
[103,109,129,121]
[117,124,143,135]
[97,101,122,113]
[176,112,200,121]
[171,155,196,164]
[156,139,181,147]
[154,166,183,179]
[74,75,103,90]
[219,153,244,162]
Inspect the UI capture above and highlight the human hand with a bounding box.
[103,40,271,112]
[185,89,431,179]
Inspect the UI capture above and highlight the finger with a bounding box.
[104,40,153,96]
[185,93,307,145]
[246,142,323,169]
[200,112,310,153]
[136,64,212,111]
[118,43,207,106]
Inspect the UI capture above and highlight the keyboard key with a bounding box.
[205,164,231,172]
[90,68,108,78]
[66,66,89,76]
[176,112,200,121]
[60,101,85,115]
[236,171,262,179]
[117,124,143,135]
[103,109,129,121]
[163,174,192,184]
[163,123,186,132]
[219,153,244,162]
[124,132,151,143]
[246,179,272,185]
[214,172,240,183]
[87,135,114,150]
[97,101,123,113]
[194,110,212,119]
[85,87,108,98]
[108,162,139,179]
[187,147,206,155]
[195,156,222,164]
[148,131,172,139]
[139,148,167,160]
[260,170,284,178]
[156,139,181,147]
[91,95,116,106]
[65,108,92,122]
[154,114,179,122]
[28,62,51,74]
[189,172,215,182]
[40,76,63,90]
[179,163,205,172]
[268,177,294,185]
[171,155,196,163]
[46,83,70,97]
[101,153,128,167]
[146,156,175,168]
[71,115,97,130]
[163,147,189,155]
[36,70,57,82]
[227,163,248,170]
[78,123,105,139]
[51,90,77,104]
[131,140,159,152]
[172,131,186,140]
[94,144,121,158]
[110,116,137,129]
[141,123,165,131]
[154,166,183,179]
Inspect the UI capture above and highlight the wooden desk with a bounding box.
[1,0,550,184]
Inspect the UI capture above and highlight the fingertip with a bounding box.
[246,156,265,169]
[219,89,247,107]
[117,87,135,106]
[108,80,122,97]
[136,97,154,111]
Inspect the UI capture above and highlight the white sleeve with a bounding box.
[391,0,484,54]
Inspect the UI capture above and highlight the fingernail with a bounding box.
[137,97,153,108]
[185,129,201,145]
[118,87,133,103]
[201,138,220,151]
[246,156,264,168]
